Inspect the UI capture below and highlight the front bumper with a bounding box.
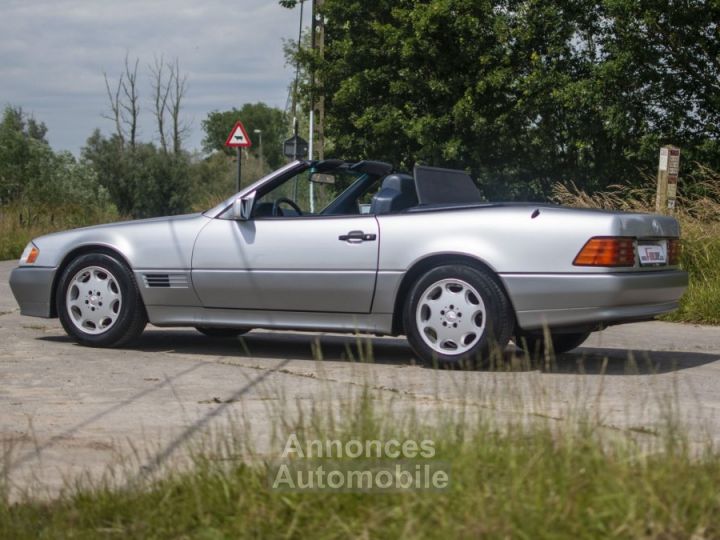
[502,270,689,330]
[9,266,57,318]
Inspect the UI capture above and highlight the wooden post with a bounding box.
[655,145,680,214]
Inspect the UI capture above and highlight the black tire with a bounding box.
[56,253,147,347]
[403,265,513,367]
[515,330,591,356]
[195,327,250,338]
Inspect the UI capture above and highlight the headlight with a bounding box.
[19,242,39,265]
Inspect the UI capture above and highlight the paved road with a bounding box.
[1,260,719,498]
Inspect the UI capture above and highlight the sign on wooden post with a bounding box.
[655,145,680,213]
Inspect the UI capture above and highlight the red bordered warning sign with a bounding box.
[224,121,252,148]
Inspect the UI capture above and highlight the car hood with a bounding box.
[29,213,212,269]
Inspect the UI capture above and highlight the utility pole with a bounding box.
[291,0,305,161]
[309,0,325,161]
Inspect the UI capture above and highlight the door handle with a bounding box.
[339,230,376,242]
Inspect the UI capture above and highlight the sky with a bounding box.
[0,0,309,155]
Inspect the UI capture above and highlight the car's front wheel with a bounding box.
[403,265,513,367]
[57,253,147,347]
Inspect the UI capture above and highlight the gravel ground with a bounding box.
[1,259,719,499]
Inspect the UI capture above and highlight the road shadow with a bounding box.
[549,346,720,375]
[40,328,720,375]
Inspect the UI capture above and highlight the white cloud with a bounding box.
[0,0,309,154]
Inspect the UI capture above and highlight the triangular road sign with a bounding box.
[224,121,252,148]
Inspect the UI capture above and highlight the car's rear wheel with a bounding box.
[403,265,513,367]
[195,327,250,338]
[515,330,591,356]
[57,253,147,347]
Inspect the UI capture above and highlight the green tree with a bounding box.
[0,106,49,202]
[287,0,720,200]
[82,131,192,218]
[0,106,110,210]
[202,103,288,169]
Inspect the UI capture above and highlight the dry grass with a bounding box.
[0,203,121,261]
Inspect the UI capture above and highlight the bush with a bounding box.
[83,131,192,219]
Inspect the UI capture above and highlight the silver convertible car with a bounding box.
[10,159,688,365]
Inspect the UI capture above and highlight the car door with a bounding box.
[191,215,380,313]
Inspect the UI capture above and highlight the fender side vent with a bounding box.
[143,273,189,288]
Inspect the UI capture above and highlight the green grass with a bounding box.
[0,203,120,261]
[663,230,720,325]
[2,381,720,539]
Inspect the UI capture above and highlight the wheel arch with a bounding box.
[50,245,137,318]
[390,253,517,335]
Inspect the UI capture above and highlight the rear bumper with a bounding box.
[501,270,688,330]
[9,266,57,318]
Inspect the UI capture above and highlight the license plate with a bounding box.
[638,242,667,265]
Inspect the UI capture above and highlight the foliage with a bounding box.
[0,203,120,261]
[201,103,288,170]
[188,150,268,212]
[0,106,112,210]
[0,106,47,202]
[82,130,192,219]
[289,0,720,200]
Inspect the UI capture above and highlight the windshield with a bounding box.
[257,168,360,214]
[253,167,377,217]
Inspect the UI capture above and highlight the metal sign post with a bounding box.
[236,147,242,193]
[224,121,252,192]
[655,145,680,214]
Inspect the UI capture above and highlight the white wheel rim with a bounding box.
[415,278,487,355]
[65,266,122,335]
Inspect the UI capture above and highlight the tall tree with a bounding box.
[169,58,189,155]
[149,55,171,153]
[102,54,141,148]
[287,0,720,200]
[121,54,140,148]
[202,103,287,169]
[0,106,48,202]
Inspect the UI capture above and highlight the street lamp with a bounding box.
[253,128,263,170]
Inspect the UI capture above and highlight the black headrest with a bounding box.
[382,173,415,193]
[370,173,418,215]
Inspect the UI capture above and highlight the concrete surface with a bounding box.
[1,260,720,499]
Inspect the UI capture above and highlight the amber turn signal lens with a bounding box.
[26,246,39,264]
[573,237,635,267]
[667,238,681,265]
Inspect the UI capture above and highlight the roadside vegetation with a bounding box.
[0,102,273,260]
[2,374,720,539]
[552,169,720,325]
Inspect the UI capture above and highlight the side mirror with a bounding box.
[232,191,256,221]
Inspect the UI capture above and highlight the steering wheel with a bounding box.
[272,197,303,217]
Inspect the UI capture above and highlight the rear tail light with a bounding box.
[573,237,635,267]
[667,238,681,265]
